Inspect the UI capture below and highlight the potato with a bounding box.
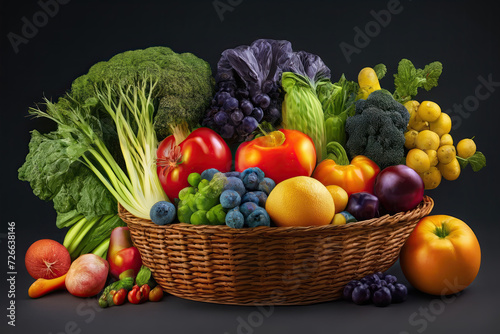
[437,145,456,164]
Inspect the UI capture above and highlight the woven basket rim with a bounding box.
[118,195,434,235]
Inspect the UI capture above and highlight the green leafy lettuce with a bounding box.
[18,130,117,224]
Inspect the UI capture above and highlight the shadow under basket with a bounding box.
[118,196,433,306]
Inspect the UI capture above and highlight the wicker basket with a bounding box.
[118,196,433,305]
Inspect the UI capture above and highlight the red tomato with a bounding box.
[235,129,316,184]
[157,127,232,201]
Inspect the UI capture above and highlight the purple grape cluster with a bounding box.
[201,39,298,142]
[343,272,408,307]
[202,83,282,142]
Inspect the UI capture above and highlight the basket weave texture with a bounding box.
[118,196,433,305]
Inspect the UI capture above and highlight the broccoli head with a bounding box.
[345,90,410,169]
[61,46,215,141]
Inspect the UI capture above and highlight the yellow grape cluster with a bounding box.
[403,101,475,190]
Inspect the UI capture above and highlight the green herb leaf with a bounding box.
[456,156,469,169]
[135,265,152,287]
[373,63,387,80]
[468,152,486,171]
[421,62,443,91]
[456,152,486,172]
[393,59,443,103]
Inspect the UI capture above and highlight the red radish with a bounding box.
[65,254,109,297]
[25,239,71,280]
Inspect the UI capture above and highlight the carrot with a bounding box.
[28,273,67,298]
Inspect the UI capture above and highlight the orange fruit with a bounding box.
[266,176,335,227]
[326,185,348,214]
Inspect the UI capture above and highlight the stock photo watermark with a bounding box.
[213,0,244,22]
[6,222,16,327]
[47,299,105,334]
[447,74,500,130]
[6,0,72,54]
[339,0,407,64]
[399,278,466,334]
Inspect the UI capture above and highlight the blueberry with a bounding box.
[150,201,176,225]
[225,208,245,229]
[252,191,268,207]
[343,284,355,301]
[258,177,276,195]
[392,283,408,303]
[352,285,371,305]
[246,208,270,228]
[384,274,397,284]
[370,273,381,283]
[201,168,220,181]
[370,283,382,292]
[241,192,259,205]
[239,202,259,218]
[372,287,392,307]
[241,167,265,190]
[386,283,396,296]
[347,280,361,287]
[223,177,245,197]
[224,171,241,178]
[243,172,259,190]
[220,190,241,209]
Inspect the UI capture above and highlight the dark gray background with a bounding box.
[1,0,499,333]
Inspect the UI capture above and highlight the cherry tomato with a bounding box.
[312,155,380,197]
[235,129,316,184]
[157,127,232,201]
[127,284,151,304]
[400,215,481,295]
[112,288,127,306]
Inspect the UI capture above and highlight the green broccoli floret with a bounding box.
[206,204,226,225]
[345,90,410,169]
[59,46,215,141]
[176,172,227,225]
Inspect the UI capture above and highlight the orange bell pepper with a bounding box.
[312,155,380,196]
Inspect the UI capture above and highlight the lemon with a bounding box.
[440,134,453,146]
[419,167,442,190]
[415,130,440,151]
[429,112,452,137]
[417,101,442,122]
[406,149,430,173]
[266,176,335,227]
[326,185,348,214]
[456,139,476,159]
[438,158,461,181]
[437,145,456,164]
